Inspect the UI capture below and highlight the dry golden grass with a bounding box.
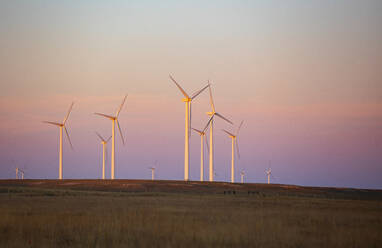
[0,183,381,247]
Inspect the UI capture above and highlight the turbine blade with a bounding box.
[95,131,105,142]
[191,84,209,100]
[116,94,128,117]
[169,75,190,98]
[116,120,125,145]
[42,121,62,127]
[205,135,210,155]
[236,120,244,136]
[236,138,240,159]
[222,129,235,137]
[64,127,74,150]
[106,135,112,143]
[63,102,74,125]
[203,116,214,133]
[208,83,215,112]
[94,113,115,120]
[215,112,233,125]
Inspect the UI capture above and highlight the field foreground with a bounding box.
[0,179,381,247]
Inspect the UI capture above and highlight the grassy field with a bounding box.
[0,180,381,247]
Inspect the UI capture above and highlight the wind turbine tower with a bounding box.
[222,120,243,183]
[169,75,209,181]
[95,132,111,180]
[43,102,74,180]
[240,170,245,184]
[192,122,210,181]
[149,167,155,181]
[148,161,157,181]
[266,168,272,184]
[206,84,233,182]
[95,95,127,180]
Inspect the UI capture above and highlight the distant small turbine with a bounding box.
[170,75,209,181]
[148,161,158,180]
[191,121,210,182]
[16,167,25,180]
[149,167,155,181]
[95,132,111,180]
[240,170,245,184]
[222,120,244,183]
[43,102,74,180]
[95,95,127,180]
[265,168,272,184]
[19,169,24,180]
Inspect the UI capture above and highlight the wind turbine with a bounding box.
[265,168,272,184]
[19,168,24,180]
[94,95,127,180]
[95,132,111,180]
[191,121,210,182]
[149,167,155,181]
[169,75,209,181]
[148,161,157,181]
[16,167,24,179]
[222,120,244,183]
[240,170,245,184]
[43,102,74,180]
[205,84,233,182]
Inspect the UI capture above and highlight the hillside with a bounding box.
[1,179,381,201]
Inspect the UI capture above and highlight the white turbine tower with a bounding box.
[191,122,210,182]
[222,120,244,183]
[149,167,155,181]
[43,102,74,180]
[95,132,111,180]
[19,168,24,180]
[266,168,272,184]
[148,161,157,181]
[169,75,209,181]
[206,84,233,182]
[15,167,18,179]
[240,170,245,184]
[94,95,127,180]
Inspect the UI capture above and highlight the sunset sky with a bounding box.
[0,0,381,189]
